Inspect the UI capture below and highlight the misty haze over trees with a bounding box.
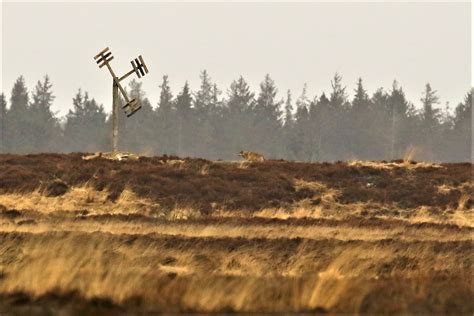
[0,72,471,162]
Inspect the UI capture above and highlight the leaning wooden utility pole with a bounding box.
[112,81,119,152]
[94,47,149,152]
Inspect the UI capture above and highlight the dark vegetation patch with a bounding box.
[45,179,69,197]
[0,154,471,212]
[0,290,124,315]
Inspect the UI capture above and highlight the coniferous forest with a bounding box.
[0,71,471,162]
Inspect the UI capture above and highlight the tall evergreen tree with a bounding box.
[156,75,176,155]
[220,76,255,159]
[252,74,283,157]
[326,73,350,160]
[330,73,349,109]
[451,90,472,161]
[292,84,312,160]
[387,81,412,159]
[175,82,193,157]
[352,78,370,110]
[282,89,295,160]
[206,83,223,159]
[0,94,6,153]
[309,93,330,161]
[284,90,294,126]
[420,83,440,124]
[419,83,441,159]
[370,88,391,159]
[9,76,29,116]
[6,76,33,153]
[350,78,373,159]
[193,70,216,157]
[29,75,61,152]
[63,89,107,152]
[121,80,156,154]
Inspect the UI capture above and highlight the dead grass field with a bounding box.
[0,154,472,314]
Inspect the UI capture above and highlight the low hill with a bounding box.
[0,154,472,314]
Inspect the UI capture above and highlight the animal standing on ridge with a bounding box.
[239,151,265,162]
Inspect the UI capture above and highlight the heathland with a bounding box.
[0,154,472,314]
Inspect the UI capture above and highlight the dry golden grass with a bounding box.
[0,155,472,314]
[0,185,161,217]
[348,159,443,170]
[0,227,471,313]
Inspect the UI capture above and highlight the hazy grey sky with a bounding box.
[2,2,471,116]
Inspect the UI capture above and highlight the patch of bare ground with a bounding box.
[0,154,472,314]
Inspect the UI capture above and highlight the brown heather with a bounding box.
[0,154,472,314]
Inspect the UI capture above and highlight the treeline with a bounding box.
[0,72,471,162]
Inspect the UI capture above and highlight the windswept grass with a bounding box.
[0,154,472,314]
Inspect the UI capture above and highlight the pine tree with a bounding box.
[419,83,441,160]
[350,78,373,159]
[220,76,255,159]
[370,88,391,159]
[29,75,61,152]
[421,83,440,124]
[175,82,193,157]
[330,73,349,109]
[63,89,107,152]
[122,80,156,154]
[284,90,294,127]
[0,94,6,153]
[252,74,283,157]
[292,84,311,160]
[352,78,370,111]
[194,70,213,113]
[6,76,33,153]
[156,75,176,155]
[452,90,472,161]
[193,70,216,158]
[326,73,350,160]
[309,93,330,161]
[282,90,295,159]
[9,76,29,116]
[387,81,412,159]
[207,83,223,159]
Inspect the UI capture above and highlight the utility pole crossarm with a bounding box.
[118,69,136,82]
[94,46,151,151]
[94,47,150,117]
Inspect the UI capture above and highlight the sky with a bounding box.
[1,1,471,116]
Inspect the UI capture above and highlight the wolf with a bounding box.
[239,150,265,162]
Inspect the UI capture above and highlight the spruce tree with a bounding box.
[175,82,193,157]
[123,80,155,154]
[452,90,472,161]
[419,83,440,159]
[6,76,33,153]
[252,74,283,157]
[370,88,391,159]
[221,76,255,159]
[29,75,60,152]
[0,94,6,153]
[156,75,176,155]
[63,89,107,152]
[327,73,350,160]
[310,93,331,161]
[387,81,411,159]
[194,70,215,158]
[292,84,311,160]
[284,89,294,127]
[330,73,349,109]
[350,78,373,159]
[282,90,295,159]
